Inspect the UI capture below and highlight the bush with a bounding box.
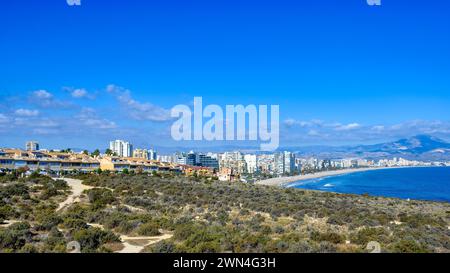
[351,227,390,245]
[73,227,120,252]
[148,240,175,253]
[390,239,429,253]
[311,231,344,244]
[87,188,116,209]
[0,222,32,251]
[137,222,161,236]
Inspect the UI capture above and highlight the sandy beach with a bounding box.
[255,167,394,187]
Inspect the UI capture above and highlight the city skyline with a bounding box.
[1,1,450,149]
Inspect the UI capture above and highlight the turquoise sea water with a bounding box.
[287,167,450,202]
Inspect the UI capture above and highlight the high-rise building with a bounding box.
[174,151,218,169]
[185,151,197,166]
[149,148,157,160]
[26,141,39,151]
[274,152,285,174]
[284,151,295,174]
[198,154,219,169]
[109,140,133,157]
[244,154,258,174]
[273,151,295,174]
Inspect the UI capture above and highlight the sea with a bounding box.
[286,167,450,203]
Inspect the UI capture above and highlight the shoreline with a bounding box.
[255,166,433,187]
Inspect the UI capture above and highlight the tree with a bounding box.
[91,149,101,157]
[105,149,113,156]
[82,150,89,155]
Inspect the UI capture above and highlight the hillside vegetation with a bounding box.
[1,172,449,253]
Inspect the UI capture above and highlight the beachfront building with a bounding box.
[109,140,133,157]
[272,151,296,175]
[284,151,296,174]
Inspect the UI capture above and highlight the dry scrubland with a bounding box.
[1,171,450,253]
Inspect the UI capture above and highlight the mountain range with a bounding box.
[288,135,450,161]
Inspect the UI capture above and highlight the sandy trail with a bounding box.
[0,220,20,228]
[87,223,173,253]
[60,179,173,253]
[117,233,173,253]
[56,178,94,211]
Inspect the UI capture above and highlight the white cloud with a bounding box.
[63,87,95,99]
[283,119,323,128]
[107,84,172,122]
[30,90,72,108]
[14,108,39,117]
[76,107,117,130]
[307,129,320,136]
[33,90,53,99]
[32,128,59,135]
[83,118,117,129]
[372,125,385,131]
[71,88,88,98]
[334,123,361,131]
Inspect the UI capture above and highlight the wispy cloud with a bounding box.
[63,87,95,99]
[334,123,361,131]
[106,84,172,122]
[14,108,39,117]
[29,90,73,108]
[0,113,9,123]
[76,108,117,129]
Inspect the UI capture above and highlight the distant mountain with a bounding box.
[286,135,450,161]
[354,135,450,154]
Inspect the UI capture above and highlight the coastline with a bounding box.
[255,166,427,187]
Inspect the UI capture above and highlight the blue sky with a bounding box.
[1,0,450,151]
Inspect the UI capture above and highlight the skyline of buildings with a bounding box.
[1,140,449,182]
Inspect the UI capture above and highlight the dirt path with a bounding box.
[0,220,20,228]
[56,178,93,212]
[60,179,173,253]
[117,233,173,253]
[87,223,173,253]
